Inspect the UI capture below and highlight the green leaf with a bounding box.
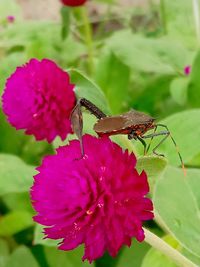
[136,156,167,193]
[2,192,33,213]
[141,235,179,267]
[107,30,191,75]
[19,137,53,166]
[0,109,27,154]
[133,75,173,116]
[159,109,200,166]
[0,239,9,267]
[135,109,200,166]
[33,224,60,247]
[170,77,188,106]
[154,166,200,258]
[188,50,200,107]
[116,239,150,267]
[95,51,130,114]
[0,110,52,166]
[69,69,110,114]
[5,246,39,267]
[187,153,200,168]
[0,154,36,196]
[0,211,33,236]
[0,53,25,95]
[183,247,200,266]
[44,246,94,267]
[0,21,84,65]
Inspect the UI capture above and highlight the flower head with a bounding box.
[61,0,87,7]
[184,65,191,76]
[7,15,15,23]
[31,135,153,262]
[2,59,76,142]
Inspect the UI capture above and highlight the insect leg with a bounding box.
[142,125,186,175]
[128,131,147,155]
[142,131,169,157]
[156,124,185,174]
[146,125,158,154]
[128,131,137,140]
[70,100,84,158]
[137,136,147,155]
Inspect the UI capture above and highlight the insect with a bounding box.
[70,98,186,174]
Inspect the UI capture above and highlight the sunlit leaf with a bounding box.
[154,166,200,258]
[107,30,191,75]
[136,156,167,192]
[136,109,200,167]
[69,69,110,114]
[170,77,188,106]
[188,50,200,107]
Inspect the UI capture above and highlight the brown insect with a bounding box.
[71,98,185,174]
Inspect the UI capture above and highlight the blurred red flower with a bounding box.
[61,0,87,7]
[31,135,153,263]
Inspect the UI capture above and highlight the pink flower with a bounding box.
[61,0,87,7]
[31,135,153,263]
[184,65,191,76]
[7,15,15,23]
[2,59,76,142]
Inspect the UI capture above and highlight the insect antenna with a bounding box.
[80,98,106,119]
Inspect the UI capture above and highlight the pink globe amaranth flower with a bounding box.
[2,59,76,143]
[31,135,154,263]
[7,15,15,23]
[184,65,191,76]
[61,0,87,7]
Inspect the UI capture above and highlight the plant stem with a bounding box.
[160,0,167,34]
[144,228,197,267]
[80,6,94,75]
[193,0,200,44]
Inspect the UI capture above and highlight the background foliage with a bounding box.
[0,0,200,266]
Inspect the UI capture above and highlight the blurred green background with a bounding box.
[1,0,200,266]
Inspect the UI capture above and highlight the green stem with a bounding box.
[80,6,94,75]
[160,0,167,34]
[144,228,197,267]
